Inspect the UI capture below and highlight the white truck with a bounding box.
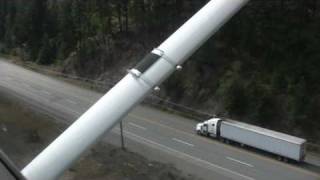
[196,118,307,162]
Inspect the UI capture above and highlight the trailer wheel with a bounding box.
[225,139,230,144]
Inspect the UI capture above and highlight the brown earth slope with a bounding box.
[0,93,200,180]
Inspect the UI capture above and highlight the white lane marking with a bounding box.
[172,138,194,147]
[128,114,320,178]
[113,130,255,180]
[0,76,13,82]
[66,108,81,116]
[23,83,31,88]
[40,90,51,95]
[1,124,7,132]
[227,157,254,168]
[53,102,82,116]
[66,99,77,105]
[128,122,146,130]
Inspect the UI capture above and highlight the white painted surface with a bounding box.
[23,83,31,88]
[172,138,195,147]
[122,131,255,180]
[221,120,305,161]
[65,99,77,105]
[128,122,147,130]
[226,157,254,167]
[40,90,51,95]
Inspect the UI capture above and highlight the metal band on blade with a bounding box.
[134,53,161,73]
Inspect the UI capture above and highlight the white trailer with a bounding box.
[196,118,307,162]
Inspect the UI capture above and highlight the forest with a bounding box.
[0,0,319,142]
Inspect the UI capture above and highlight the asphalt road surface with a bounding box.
[0,58,319,180]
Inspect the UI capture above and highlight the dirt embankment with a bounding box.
[0,93,200,180]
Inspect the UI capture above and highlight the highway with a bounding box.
[0,58,319,180]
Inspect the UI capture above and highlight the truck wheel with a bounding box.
[283,158,288,163]
[225,139,230,144]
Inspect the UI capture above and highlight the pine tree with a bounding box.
[24,0,47,60]
[3,0,17,47]
[0,0,8,41]
[56,0,77,59]
[37,34,56,65]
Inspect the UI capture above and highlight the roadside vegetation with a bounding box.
[0,93,200,180]
[0,0,319,143]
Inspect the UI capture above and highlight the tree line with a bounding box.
[0,0,319,141]
[0,0,205,64]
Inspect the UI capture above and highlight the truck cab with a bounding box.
[196,118,221,138]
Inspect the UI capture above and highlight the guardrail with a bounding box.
[20,61,213,120]
[307,143,320,154]
[15,60,320,155]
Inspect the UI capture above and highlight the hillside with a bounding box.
[0,0,319,142]
[0,92,199,180]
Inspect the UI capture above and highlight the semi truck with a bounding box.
[196,118,307,162]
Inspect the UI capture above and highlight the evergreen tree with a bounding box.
[1,0,320,141]
[0,0,8,41]
[37,34,56,65]
[3,0,19,48]
[28,0,47,60]
[56,0,77,59]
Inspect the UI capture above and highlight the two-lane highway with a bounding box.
[0,58,319,180]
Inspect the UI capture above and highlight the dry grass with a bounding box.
[0,93,200,180]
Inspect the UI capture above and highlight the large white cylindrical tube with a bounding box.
[22,0,249,179]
